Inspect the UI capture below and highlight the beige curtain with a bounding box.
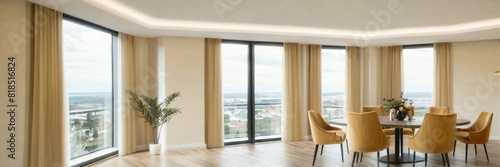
[133,38,157,150]
[205,38,224,148]
[118,33,137,155]
[381,46,403,100]
[345,47,362,113]
[308,45,322,112]
[433,43,452,109]
[28,4,68,167]
[283,43,302,141]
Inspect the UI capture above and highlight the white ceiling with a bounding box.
[29,0,500,46]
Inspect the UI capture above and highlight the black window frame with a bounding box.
[222,39,283,145]
[63,14,119,167]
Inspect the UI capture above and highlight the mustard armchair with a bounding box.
[347,112,391,167]
[308,110,346,166]
[453,111,493,163]
[362,106,414,156]
[428,107,449,114]
[408,113,457,167]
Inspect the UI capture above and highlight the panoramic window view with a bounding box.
[63,20,114,158]
[321,48,346,121]
[254,45,283,140]
[221,43,249,142]
[403,47,434,116]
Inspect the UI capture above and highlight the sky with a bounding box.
[221,44,284,94]
[403,47,434,93]
[322,49,346,93]
[63,20,113,93]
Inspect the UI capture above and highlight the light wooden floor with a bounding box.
[94,139,499,167]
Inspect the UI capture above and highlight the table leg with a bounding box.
[380,128,424,164]
[400,129,404,157]
[395,128,400,158]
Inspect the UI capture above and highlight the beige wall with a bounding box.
[0,0,28,166]
[451,39,500,139]
[158,36,206,150]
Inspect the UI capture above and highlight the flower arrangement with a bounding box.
[382,92,413,120]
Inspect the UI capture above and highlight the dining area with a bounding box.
[308,97,494,167]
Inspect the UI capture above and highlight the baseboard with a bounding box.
[489,136,500,141]
[166,143,206,151]
[302,135,312,141]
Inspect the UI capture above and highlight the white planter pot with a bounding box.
[149,144,162,155]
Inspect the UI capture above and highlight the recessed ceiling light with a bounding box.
[84,0,500,39]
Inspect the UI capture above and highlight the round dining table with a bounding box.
[329,116,471,164]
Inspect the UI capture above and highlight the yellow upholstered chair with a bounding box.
[362,106,414,156]
[453,111,493,163]
[308,110,346,166]
[347,112,391,167]
[428,107,449,114]
[408,113,457,167]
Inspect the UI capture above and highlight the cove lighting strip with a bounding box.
[84,0,500,39]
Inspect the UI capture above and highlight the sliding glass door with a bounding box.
[222,40,283,144]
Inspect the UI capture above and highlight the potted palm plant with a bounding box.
[127,90,181,154]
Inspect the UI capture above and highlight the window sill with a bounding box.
[70,148,118,167]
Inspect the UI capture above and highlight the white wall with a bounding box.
[158,36,206,150]
[451,39,500,139]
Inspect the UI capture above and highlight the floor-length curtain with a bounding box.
[118,33,137,155]
[308,45,322,112]
[28,4,68,167]
[381,46,403,100]
[205,38,224,148]
[345,46,362,113]
[283,43,302,141]
[433,43,452,109]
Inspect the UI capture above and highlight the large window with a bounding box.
[403,45,434,116]
[222,41,283,143]
[63,15,117,163]
[321,47,346,121]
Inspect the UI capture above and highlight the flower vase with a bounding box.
[395,110,406,121]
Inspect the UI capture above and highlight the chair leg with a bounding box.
[413,151,416,167]
[465,144,468,163]
[387,148,390,167]
[351,152,357,167]
[425,153,427,167]
[341,144,344,163]
[484,144,489,161]
[377,151,380,167]
[313,144,319,166]
[321,145,324,155]
[453,140,456,156]
[475,144,477,155]
[356,152,360,163]
[346,139,349,154]
[441,154,445,166]
[445,153,450,167]
[360,152,363,162]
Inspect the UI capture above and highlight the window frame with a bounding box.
[63,14,119,167]
[222,39,283,145]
